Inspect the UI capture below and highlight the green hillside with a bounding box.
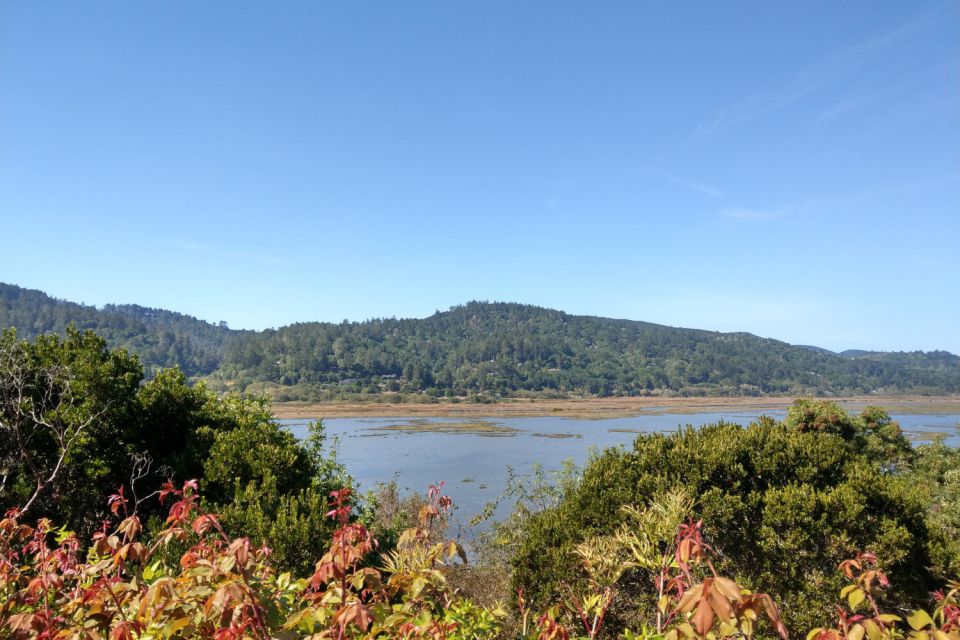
[0,282,239,377]
[2,282,958,398]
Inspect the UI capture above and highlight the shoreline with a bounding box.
[271,395,960,420]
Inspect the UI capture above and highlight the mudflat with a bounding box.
[272,395,960,420]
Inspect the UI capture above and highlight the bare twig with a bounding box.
[0,337,111,515]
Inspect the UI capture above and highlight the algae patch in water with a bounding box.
[366,419,518,436]
[530,432,582,439]
[904,429,950,443]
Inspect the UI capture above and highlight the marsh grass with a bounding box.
[530,432,582,439]
[273,395,960,420]
[366,419,519,436]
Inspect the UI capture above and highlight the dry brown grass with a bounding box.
[272,395,960,420]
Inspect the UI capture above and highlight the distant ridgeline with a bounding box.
[2,282,959,399]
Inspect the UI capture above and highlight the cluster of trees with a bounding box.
[215,303,960,398]
[4,283,960,399]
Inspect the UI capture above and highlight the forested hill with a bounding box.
[2,282,959,398]
[0,282,241,377]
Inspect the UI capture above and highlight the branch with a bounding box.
[20,401,112,515]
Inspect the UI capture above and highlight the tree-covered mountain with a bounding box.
[0,282,240,377]
[2,282,958,399]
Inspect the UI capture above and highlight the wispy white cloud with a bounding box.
[815,98,863,123]
[648,167,724,198]
[719,174,960,222]
[816,59,960,125]
[172,238,292,266]
[857,93,960,137]
[798,173,960,211]
[689,3,956,144]
[913,256,960,274]
[256,256,293,266]
[720,207,783,221]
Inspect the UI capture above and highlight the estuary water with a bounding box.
[281,411,960,529]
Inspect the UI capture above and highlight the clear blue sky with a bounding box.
[2,2,958,353]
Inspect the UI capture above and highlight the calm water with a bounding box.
[281,411,960,529]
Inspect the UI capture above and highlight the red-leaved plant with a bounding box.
[1,480,958,640]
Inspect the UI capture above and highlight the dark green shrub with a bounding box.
[511,401,940,634]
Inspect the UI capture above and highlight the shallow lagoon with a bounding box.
[281,411,959,529]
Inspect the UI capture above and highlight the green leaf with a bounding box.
[907,610,933,631]
[864,619,883,640]
[848,588,866,609]
[410,576,427,597]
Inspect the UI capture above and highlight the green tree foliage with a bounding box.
[0,282,237,377]
[213,302,960,397]
[202,419,349,574]
[472,460,583,568]
[202,406,311,501]
[785,398,914,466]
[0,328,346,573]
[510,401,950,634]
[908,434,960,576]
[4,283,959,397]
[1,327,142,535]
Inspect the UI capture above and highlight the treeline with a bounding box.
[3,282,959,398]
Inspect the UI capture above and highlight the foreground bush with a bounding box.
[511,403,956,634]
[2,479,958,640]
[0,480,492,640]
[0,329,349,575]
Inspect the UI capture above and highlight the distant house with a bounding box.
[338,378,358,386]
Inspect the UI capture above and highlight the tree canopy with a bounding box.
[3,283,959,399]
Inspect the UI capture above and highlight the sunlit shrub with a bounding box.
[511,402,943,634]
[1,478,958,640]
